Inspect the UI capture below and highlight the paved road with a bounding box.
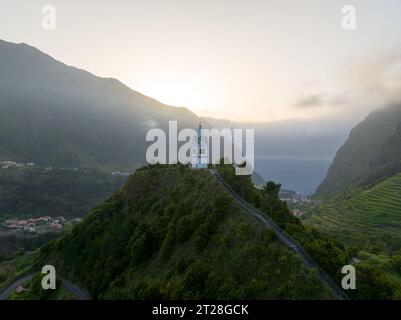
[209,169,348,300]
[0,272,90,300]
[0,273,36,300]
[61,278,90,300]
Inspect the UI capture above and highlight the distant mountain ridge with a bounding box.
[316,105,401,196]
[0,39,352,193]
[0,39,273,225]
[0,39,200,171]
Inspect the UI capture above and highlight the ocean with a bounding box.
[254,157,333,195]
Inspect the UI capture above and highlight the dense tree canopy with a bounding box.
[37,165,332,299]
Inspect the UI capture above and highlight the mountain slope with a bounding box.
[37,165,334,299]
[316,105,401,196]
[0,39,200,170]
[306,172,401,253]
[0,38,203,221]
[303,105,401,297]
[210,169,346,299]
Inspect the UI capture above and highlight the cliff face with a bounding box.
[316,105,401,196]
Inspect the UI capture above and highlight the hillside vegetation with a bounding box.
[0,164,392,299]
[36,165,338,299]
[214,163,399,299]
[304,173,401,298]
[306,173,401,253]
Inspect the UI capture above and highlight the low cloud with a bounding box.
[144,118,159,128]
[296,95,324,109]
[294,47,401,118]
[295,93,347,110]
[344,47,401,108]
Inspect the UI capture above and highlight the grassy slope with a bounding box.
[304,173,401,297]
[37,166,332,300]
[305,173,401,252]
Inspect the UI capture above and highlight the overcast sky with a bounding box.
[1,0,401,123]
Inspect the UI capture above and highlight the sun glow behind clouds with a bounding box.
[134,72,227,117]
[2,0,401,122]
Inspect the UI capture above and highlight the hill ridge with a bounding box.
[209,169,347,299]
[36,165,341,299]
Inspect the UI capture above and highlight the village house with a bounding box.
[50,222,63,230]
[37,216,51,223]
[4,219,18,229]
[15,285,26,294]
[3,215,72,234]
[17,220,28,226]
[56,216,66,224]
[23,226,37,234]
[292,209,305,218]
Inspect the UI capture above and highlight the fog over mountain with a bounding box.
[316,104,401,196]
[0,39,364,193]
[203,116,358,194]
[0,39,200,171]
[0,41,368,193]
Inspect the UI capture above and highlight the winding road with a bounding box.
[209,169,348,300]
[0,272,90,300]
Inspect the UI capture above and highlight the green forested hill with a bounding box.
[36,165,340,299]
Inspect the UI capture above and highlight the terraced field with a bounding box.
[304,173,401,251]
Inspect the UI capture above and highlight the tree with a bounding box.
[349,263,395,299]
[263,181,281,199]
